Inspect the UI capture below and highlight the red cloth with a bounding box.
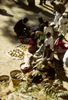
[28,38,35,45]
[54,38,68,49]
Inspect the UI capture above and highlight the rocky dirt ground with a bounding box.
[0,0,68,99]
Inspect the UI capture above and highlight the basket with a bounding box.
[0,75,10,86]
[10,70,22,86]
[20,63,32,74]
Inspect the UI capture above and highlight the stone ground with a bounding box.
[0,0,68,91]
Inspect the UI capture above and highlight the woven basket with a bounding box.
[0,75,10,86]
[20,63,32,74]
[10,70,22,86]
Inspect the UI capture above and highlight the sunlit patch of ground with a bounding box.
[0,0,68,99]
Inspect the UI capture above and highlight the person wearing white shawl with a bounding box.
[63,50,68,77]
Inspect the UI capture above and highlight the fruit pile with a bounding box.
[8,48,24,59]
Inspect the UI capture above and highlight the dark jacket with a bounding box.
[14,19,27,36]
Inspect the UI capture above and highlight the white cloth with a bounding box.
[54,11,61,27]
[36,36,54,55]
[44,26,54,36]
[21,51,32,69]
[63,50,68,77]
[63,50,68,67]
[58,16,68,35]
[44,36,54,50]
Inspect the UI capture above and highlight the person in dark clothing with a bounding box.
[38,17,44,32]
[14,17,29,37]
[41,45,55,80]
[39,0,46,5]
[43,44,54,63]
[38,17,48,32]
[42,61,55,80]
[33,44,55,80]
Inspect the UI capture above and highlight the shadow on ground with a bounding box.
[0,9,14,17]
[54,58,68,99]
[54,58,68,82]
[0,0,54,44]
[1,25,18,44]
[12,0,54,20]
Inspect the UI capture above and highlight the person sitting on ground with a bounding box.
[35,44,54,65]
[43,44,54,64]
[20,52,38,74]
[35,32,54,56]
[14,17,30,38]
[36,18,49,46]
[38,17,47,32]
[28,59,55,83]
[33,44,55,80]
[41,59,55,80]
[20,49,44,74]
[17,28,30,43]
[20,52,33,73]
[35,30,45,48]
[28,32,38,54]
